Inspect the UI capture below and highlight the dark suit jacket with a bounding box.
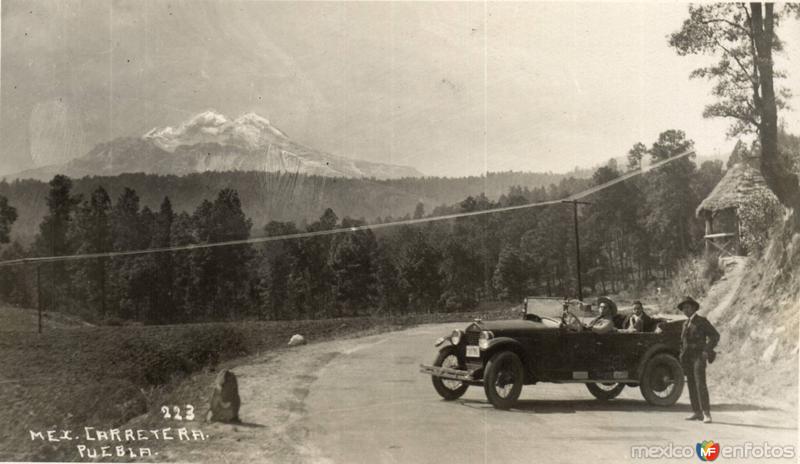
[623,313,653,332]
[680,314,720,356]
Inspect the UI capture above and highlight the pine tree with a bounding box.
[398,228,442,313]
[287,208,338,318]
[170,211,197,322]
[413,202,425,219]
[34,175,81,311]
[0,195,17,244]
[493,244,527,302]
[259,221,299,320]
[643,130,698,274]
[374,244,405,315]
[440,238,482,311]
[69,186,112,317]
[148,197,175,323]
[0,241,33,306]
[192,189,252,320]
[330,218,378,316]
[110,188,146,320]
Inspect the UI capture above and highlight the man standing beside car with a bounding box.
[678,296,720,424]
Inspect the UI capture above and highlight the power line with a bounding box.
[0,149,694,267]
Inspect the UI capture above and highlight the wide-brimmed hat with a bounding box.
[676,296,700,312]
[596,296,618,315]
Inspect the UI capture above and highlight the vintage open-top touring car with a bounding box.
[420,298,685,409]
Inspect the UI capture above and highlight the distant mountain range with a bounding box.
[11,111,423,181]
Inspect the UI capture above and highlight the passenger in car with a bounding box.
[589,297,617,334]
[621,300,653,332]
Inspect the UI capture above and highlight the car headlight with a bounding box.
[478,330,494,350]
[450,329,463,346]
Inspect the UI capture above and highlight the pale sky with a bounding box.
[2,1,800,177]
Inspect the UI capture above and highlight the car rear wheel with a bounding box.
[431,345,469,400]
[639,353,684,406]
[483,351,524,410]
[586,382,625,400]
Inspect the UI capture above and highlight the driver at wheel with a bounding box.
[588,297,617,334]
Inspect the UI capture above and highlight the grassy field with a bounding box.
[0,303,517,461]
[0,306,93,332]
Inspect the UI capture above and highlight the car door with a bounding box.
[562,331,600,378]
[595,332,651,380]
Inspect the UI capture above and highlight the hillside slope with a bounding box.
[700,220,799,409]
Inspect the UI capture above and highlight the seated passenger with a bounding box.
[589,297,617,334]
[621,300,653,332]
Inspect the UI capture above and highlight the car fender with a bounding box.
[484,336,530,364]
[433,336,454,348]
[636,343,680,379]
[483,336,524,352]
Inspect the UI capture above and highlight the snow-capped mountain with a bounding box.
[12,111,423,180]
[143,111,289,152]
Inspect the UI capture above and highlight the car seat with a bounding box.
[612,313,627,330]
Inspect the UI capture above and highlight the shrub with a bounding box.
[664,257,709,311]
[702,251,724,285]
[101,316,125,326]
[739,190,784,254]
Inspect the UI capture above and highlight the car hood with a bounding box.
[467,318,559,333]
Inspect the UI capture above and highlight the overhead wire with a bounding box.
[0,149,694,267]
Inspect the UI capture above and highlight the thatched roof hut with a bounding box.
[696,162,776,217]
[696,161,778,255]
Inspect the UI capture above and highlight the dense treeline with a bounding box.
[0,130,731,323]
[0,170,582,244]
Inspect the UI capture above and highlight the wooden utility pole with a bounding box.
[561,200,591,301]
[36,265,42,334]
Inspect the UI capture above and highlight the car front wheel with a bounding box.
[639,353,684,406]
[483,351,524,410]
[431,345,469,400]
[586,382,625,400]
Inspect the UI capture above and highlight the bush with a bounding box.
[117,326,247,387]
[441,292,478,312]
[702,251,724,285]
[739,189,784,254]
[664,257,709,311]
[101,316,125,326]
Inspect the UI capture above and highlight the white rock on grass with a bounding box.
[288,334,307,347]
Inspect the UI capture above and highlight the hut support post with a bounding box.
[704,211,714,255]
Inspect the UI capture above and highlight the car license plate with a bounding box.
[466,345,480,358]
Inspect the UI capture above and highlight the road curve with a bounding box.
[164,323,798,463]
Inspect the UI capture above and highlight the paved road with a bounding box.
[299,324,798,464]
[162,323,797,463]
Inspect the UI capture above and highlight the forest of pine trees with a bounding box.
[0,130,731,324]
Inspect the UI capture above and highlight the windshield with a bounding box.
[524,298,567,318]
[526,298,597,317]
